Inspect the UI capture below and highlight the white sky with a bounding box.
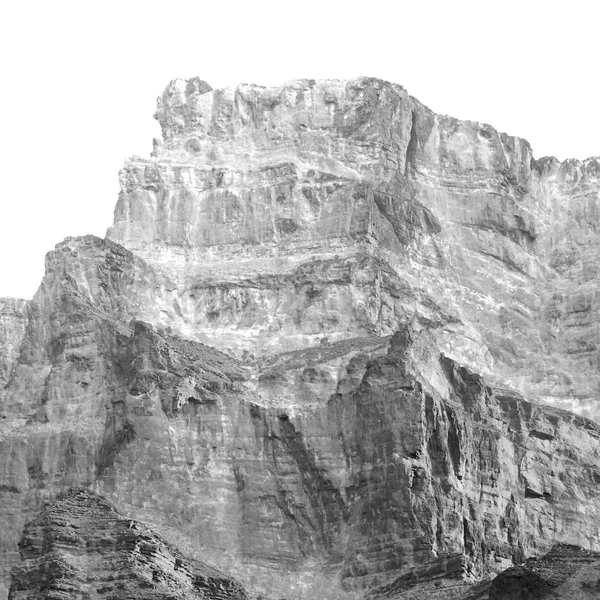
[0,0,598,299]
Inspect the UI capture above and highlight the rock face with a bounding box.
[9,488,248,599]
[1,76,600,600]
[0,298,28,389]
[2,245,600,598]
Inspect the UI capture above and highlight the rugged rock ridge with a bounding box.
[9,488,248,599]
[1,76,600,599]
[0,236,248,599]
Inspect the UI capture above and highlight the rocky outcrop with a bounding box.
[9,488,248,599]
[362,544,600,599]
[0,236,248,600]
[1,76,600,599]
[488,543,600,599]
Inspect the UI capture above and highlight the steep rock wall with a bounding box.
[2,76,600,599]
[106,77,600,420]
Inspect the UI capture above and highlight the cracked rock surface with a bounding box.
[108,77,600,421]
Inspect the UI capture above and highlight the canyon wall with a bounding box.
[1,77,599,599]
[0,298,28,390]
[106,77,600,420]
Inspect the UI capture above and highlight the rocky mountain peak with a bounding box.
[105,75,600,421]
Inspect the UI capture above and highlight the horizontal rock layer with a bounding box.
[108,77,600,421]
[488,543,600,599]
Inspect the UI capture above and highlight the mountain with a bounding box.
[1,76,599,599]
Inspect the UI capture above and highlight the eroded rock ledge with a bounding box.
[2,237,600,598]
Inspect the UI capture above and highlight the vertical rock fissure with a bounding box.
[278,416,348,551]
[404,110,419,177]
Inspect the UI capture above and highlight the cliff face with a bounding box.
[1,77,600,599]
[106,77,600,420]
[2,234,600,598]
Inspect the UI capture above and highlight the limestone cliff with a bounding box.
[1,77,599,600]
[2,235,600,598]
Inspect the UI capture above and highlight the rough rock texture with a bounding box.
[488,543,600,599]
[1,77,600,599]
[9,488,248,599]
[106,77,600,421]
[0,298,28,389]
[360,544,600,599]
[3,239,600,598]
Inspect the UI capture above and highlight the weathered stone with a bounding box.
[488,543,600,599]
[1,76,600,599]
[8,488,248,599]
[0,298,28,389]
[3,240,600,598]
[107,76,600,422]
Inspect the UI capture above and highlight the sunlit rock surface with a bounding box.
[1,77,600,599]
[2,239,600,598]
[0,298,28,389]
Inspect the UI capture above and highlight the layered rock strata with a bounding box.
[1,76,600,599]
[9,488,248,599]
[106,77,600,420]
[488,543,600,599]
